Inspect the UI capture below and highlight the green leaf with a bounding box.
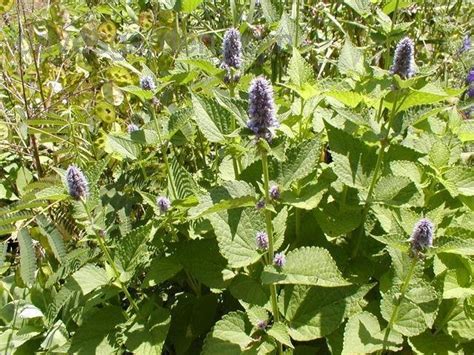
[261,247,350,287]
[338,37,365,78]
[374,175,420,206]
[408,331,459,355]
[142,254,183,288]
[168,294,218,354]
[177,59,222,76]
[280,284,374,341]
[115,224,153,282]
[69,306,125,354]
[104,134,139,160]
[429,141,450,170]
[276,138,321,189]
[325,90,364,108]
[36,214,66,263]
[325,122,377,190]
[315,202,361,238]
[71,264,112,295]
[267,322,294,348]
[175,0,204,13]
[209,208,264,268]
[192,94,233,143]
[120,85,154,100]
[18,229,36,286]
[288,48,313,88]
[125,305,171,354]
[444,299,474,342]
[342,311,403,354]
[435,237,474,256]
[178,239,230,289]
[189,180,256,219]
[442,167,474,197]
[273,206,288,251]
[393,84,464,112]
[343,0,371,16]
[281,179,329,210]
[229,274,269,306]
[202,311,254,354]
[381,290,428,336]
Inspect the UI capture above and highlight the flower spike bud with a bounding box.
[273,252,286,267]
[66,165,89,200]
[256,231,269,251]
[157,196,171,214]
[127,123,139,133]
[269,185,280,200]
[409,218,434,257]
[140,75,156,91]
[390,37,416,79]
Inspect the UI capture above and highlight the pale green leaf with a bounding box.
[125,306,171,354]
[280,284,374,341]
[178,239,230,289]
[267,322,294,348]
[71,264,112,295]
[192,94,233,143]
[69,306,125,354]
[342,311,403,354]
[288,48,313,88]
[209,208,264,268]
[142,254,183,288]
[18,229,36,286]
[36,214,66,263]
[338,37,365,78]
[202,311,253,354]
[261,247,350,287]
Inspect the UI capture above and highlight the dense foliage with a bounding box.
[1,0,473,353]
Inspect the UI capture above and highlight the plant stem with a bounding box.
[261,151,282,354]
[81,200,139,314]
[384,0,400,69]
[351,93,399,259]
[16,0,43,178]
[380,258,417,353]
[147,103,178,199]
[294,0,301,45]
[229,85,240,179]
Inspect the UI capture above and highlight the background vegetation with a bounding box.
[0,0,473,353]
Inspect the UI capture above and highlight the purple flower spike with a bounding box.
[256,231,269,251]
[459,34,471,54]
[390,37,416,79]
[223,28,242,69]
[66,165,89,200]
[127,123,139,133]
[409,218,434,256]
[269,185,280,200]
[157,196,171,214]
[247,77,279,142]
[256,200,266,210]
[466,68,474,85]
[140,75,156,91]
[273,252,286,268]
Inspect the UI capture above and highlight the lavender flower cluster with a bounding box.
[221,28,242,83]
[390,37,416,80]
[247,77,279,142]
[66,165,88,200]
[466,68,474,99]
[140,75,156,91]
